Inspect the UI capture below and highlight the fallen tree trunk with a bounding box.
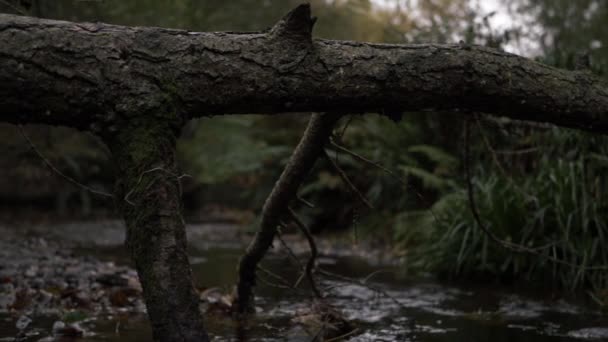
[1,6,608,133]
[2,3,608,341]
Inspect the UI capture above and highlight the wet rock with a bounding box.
[15,314,31,330]
[24,265,38,278]
[52,321,85,338]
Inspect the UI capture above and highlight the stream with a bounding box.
[0,220,607,341]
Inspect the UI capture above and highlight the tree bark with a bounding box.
[1,5,608,134]
[235,112,340,313]
[107,120,208,342]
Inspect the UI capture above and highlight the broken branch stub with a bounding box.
[269,3,316,43]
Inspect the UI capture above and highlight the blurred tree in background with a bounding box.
[1,0,607,300]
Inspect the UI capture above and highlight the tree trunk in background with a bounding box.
[107,120,208,342]
[235,112,340,312]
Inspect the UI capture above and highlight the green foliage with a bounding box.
[396,128,608,299]
[514,0,608,74]
[341,114,460,207]
[178,116,290,184]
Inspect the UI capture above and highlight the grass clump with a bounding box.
[395,128,608,305]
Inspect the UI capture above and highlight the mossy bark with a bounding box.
[107,120,208,342]
[235,112,340,313]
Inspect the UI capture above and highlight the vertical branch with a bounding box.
[234,112,340,313]
[288,207,322,299]
[107,121,209,342]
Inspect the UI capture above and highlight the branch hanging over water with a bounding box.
[2,4,608,134]
[234,112,340,313]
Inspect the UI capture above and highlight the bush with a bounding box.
[396,128,608,303]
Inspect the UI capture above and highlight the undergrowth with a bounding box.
[394,128,608,306]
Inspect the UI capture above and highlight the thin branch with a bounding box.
[288,207,323,298]
[297,195,315,208]
[0,0,27,15]
[329,138,441,223]
[256,275,293,290]
[257,265,293,289]
[124,166,190,205]
[310,326,325,342]
[277,223,305,270]
[318,268,407,310]
[330,138,402,183]
[463,120,608,270]
[336,114,355,141]
[256,265,309,296]
[495,147,539,155]
[475,116,534,200]
[478,115,556,132]
[323,149,374,209]
[324,328,360,342]
[256,274,295,292]
[18,125,114,198]
[361,269,391,283]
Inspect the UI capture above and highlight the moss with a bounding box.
[111,120,175,170]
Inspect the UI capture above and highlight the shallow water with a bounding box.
[1,221,607,341]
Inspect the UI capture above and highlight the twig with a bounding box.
[362,269,390,283]
[0,0,27,15]
[323,149,374,209]
[258,265,292,289]
[318,268,407,310]
[18,125,114,198]
[256,274,292,291]
[336,114,355,141]
[256,263,310,296]
[324,328,360,342]
[310,325,325,342]
[276,223,305,270]
[288,207,323,298]
[479,115,555,131]
[495,147,539,155]
[475,116,534,200]
[463,120,608,270]
[297,195,315,208]
[330,138,402,184]
[329,138,441,224]
[124,166,191,205]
